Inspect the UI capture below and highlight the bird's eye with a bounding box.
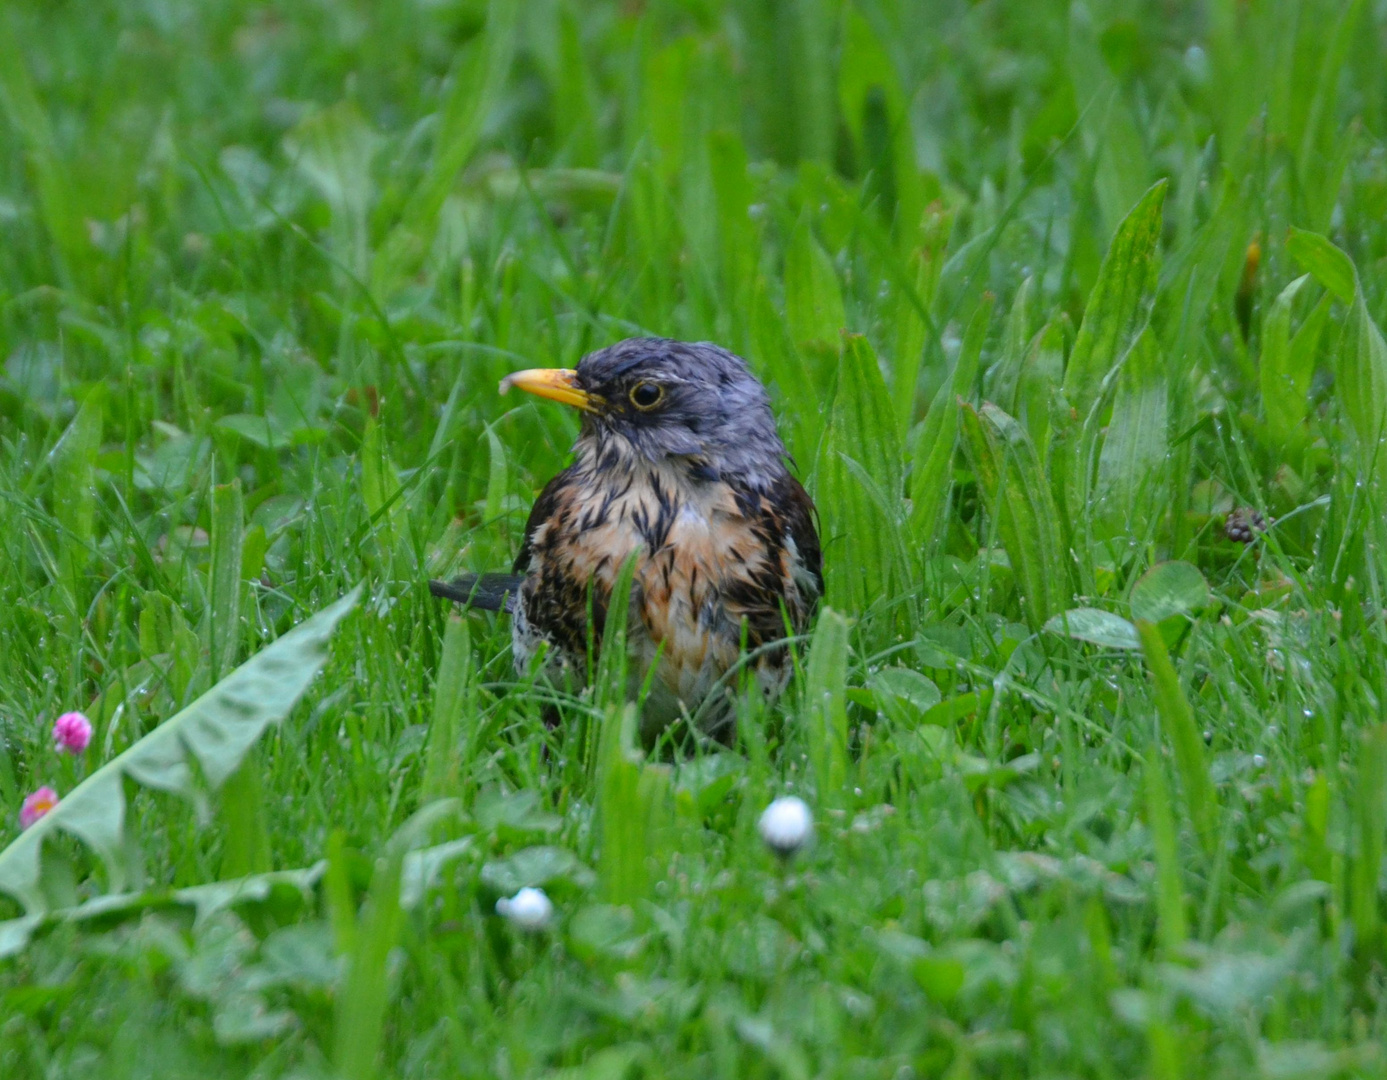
[629,381,664,410]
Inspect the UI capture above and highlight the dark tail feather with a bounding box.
[428,573,522,613]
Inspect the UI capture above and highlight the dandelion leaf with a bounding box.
[0,588,360,914]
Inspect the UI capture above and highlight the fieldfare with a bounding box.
[430,338,822,740]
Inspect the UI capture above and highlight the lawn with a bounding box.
[2,0,1386,1076]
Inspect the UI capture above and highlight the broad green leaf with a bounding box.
[785,220,846,390]
[215,413,288,449]
[1337,287,1387,456]
[1288,230,1387,469]
[960,402,1069,628]
[1260,276,1328,447]
[481,846,595,894]
[0,588,361,913]
[1043,608,1141,650]
[1287,227,1356,303]
[567,903,641,962]
[0,864,328,960]
[865,667,942,726]
[1129,561,1209,624]
[909,295,994,547]
[814,334,904,613]
[805,608,850,798]
[1063,181,1166,416]
[0,835,465,961]
[1137,619,1218,854]
[1095,328,1167,532]
[921,689,993,728]
[398,837,474,909]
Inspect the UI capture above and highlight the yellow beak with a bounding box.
[498,368,599,412]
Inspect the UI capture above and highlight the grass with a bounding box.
[1,0,1387,1075]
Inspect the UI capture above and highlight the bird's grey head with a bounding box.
[501,338,789,487]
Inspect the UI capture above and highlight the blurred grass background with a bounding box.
[2,0,1387,1076]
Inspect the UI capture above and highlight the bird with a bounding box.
[430,337,822,742]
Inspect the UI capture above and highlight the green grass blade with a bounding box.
[361,420,406,558]
[1136,618,1218,854]
[1095,328,1167,534]
[372,0,518,292]
[482,423,509,526]
[218,758,272,879]
[597,704,670,906]
[1144,749,1188,953]
[804,607,850,800]
[784,219,847,399]
[208,480,244,681]
[814,334,903,614]
[333,847,405,1080]
[283,101,380,278]
[1068,3,1151,236]
[50,386,104,602]
[0,21,87,280]
[1350,725,1387,962]
[1260,275,1326,450]
[422,616,473,802]
[988,276,1034,412]
[891,248,936,433]
[709,129,757,315]
[960,402,1069,628]
[1017,313,1066,453]
[909,295,995,550]
[594,552,639,711]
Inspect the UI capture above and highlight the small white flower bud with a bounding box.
[758,796,813,857]
[496,886,554,930]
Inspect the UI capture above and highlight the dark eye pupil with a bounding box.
[633,383,660,407]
